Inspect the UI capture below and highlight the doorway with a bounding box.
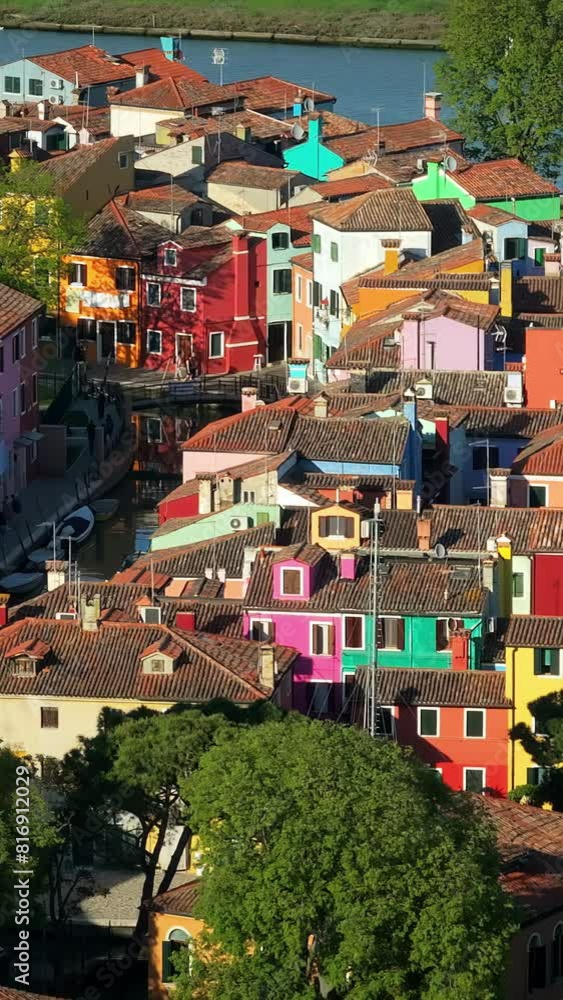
[97,322,115,361]
[267,322,291,364]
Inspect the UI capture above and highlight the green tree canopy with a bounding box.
[511,690,563,808]
[437,0,563,176]
[176,718,516,1000]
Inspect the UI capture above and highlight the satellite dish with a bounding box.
[303,97,315,113]
[444,154,457,172]
[212,47,226,65]
[432,543,447,560]
[292,123,305,141]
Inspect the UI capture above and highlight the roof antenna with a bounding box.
[150,553,155,605]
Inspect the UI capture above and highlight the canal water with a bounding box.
[0,28,440,124]
[77,402,236,581]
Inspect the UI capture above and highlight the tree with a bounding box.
[0,160,85,307]
[511,690,563,809]
[177,718,516,1000]
[436,0,563,177]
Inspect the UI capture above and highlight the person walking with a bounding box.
[87,419,96,456]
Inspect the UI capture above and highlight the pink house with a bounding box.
[0,283,44,500]
[400,295,500,370]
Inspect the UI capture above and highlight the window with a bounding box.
[164,248,177,267]
[311,622,334,656]
[527,766,549,786]
[162,928,191,984]
[464,767,485,793]
[146,329,162,354]
[329,289,339,317]
[418,707,439,737]
[436,619,450,652]
[32,373,37,405]
[77,318,96,341]
[306,280,313,308]
[330,241,338,262]
[209,331,224,359]
[31,317,38,349]
[12,330,21,363]
[318,515,354,538]
[343,615,363,650]
[4,76,21,94]
[306,682,335,715]
[149,658,166,674]
[147,282,161,306]
[534,648,561,676]
[273,268,292,294]
[250,619,274,642]
[281,567,302,596]
[535,247,546,267]
[34,202,49,226]
[69,262,87,286]
[272,231,289,250]
[296,274,302,302]
[19,382,26,415]
[465,708,485,738]
[313,280,322,307]
[297,323,303,352]
[553,925,563,982]
[118,152,129,169]
[191,144,203,165]
[513,572,525,598]
[145,417,162,443]
[115,266,135,291]
[11,657,35,678]
[242,490,255,503]
[312,233,321,253]
[504,237,526,261]
[472,445,499,471]
[12,388,17,418]
[529,484,547,508]
[528,934,547,992]
[377,617,405,651]
[181,287,196,312]
[117,321,136,345]
[41,707,59,729]
[28,78,43,97]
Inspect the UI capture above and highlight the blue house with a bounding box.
[283,115,345,181]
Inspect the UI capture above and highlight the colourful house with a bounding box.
[291,250,314,362]
[150,502,278,551]
[146,880,203,1000]
[412,158,561,223]
[504,425,563,509]
[283,115,345,181]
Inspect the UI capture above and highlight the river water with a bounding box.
[0,28,439,124]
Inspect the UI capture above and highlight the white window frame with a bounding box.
[249,618,273,642]
[31,317,38,349]
[342,614,364,651]
[163,926,192,985]
[296,274,303,303]
[18,327,25,360]
[164,248,177,267]
[307,680,332,715]
[417,706,440,738]
[147,282,161,307]
[309,620,333,657]
[430,766,443,778]
[306,279,313,308]
[146,329,162,355]
[19,381,26,415]
[209,330,224,359]
[118,151,129,169]
[463,766,486,792]
[12,387,17,418]
[280,565,303,597]
[181,286,197,312]
[464,707,486,739]
[70,262,87,287]
[528,482,549,507]
[379,616,404,651]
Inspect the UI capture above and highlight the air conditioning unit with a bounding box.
[360,520,371,539]
[504,386,523,405]
[143,606,161,625]
[414,380,433,399]
[288,377,307,394]
[57,95,65,104]
[56,611,77,620]
[230,516,250,531]
[50,79,63,89]
[48,95,59,105]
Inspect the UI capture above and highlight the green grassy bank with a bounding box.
[0,0,447,43]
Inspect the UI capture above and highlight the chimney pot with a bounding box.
[46,559,68,593]
[241,386,259,412]
[424,91,442,121]
[416,515,432,552]
[450,629,470,670]
[313,394,328,419]
[176,611,196,631]
[81,594,101,631]
[0,593,9,628]
[340,552,356,580]
[259,643,276,690]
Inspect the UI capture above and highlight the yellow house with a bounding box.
[146,879,204,1000]
[504,616,563,790]
[311,502,361,551]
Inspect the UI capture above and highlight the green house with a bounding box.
[151,503,279,552]
[342,612,484,676]
[283,117,345,182]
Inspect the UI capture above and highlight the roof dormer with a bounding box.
[271,544,324,600]
[136,596,162,625]
[6,639,52,677]
[312,502,360,551]
[140,636,182,675]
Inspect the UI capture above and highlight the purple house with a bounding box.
[400,294,500,370]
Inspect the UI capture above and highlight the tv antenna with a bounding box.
[212,47,226,87]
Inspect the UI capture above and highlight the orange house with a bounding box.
[291,251,314,363]
[60,198,167,367]
[147,879,204,1000]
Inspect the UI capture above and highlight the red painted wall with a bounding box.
[395,703,508,796]
[525,326,563,408]
[533,553,563,616]
[158,490,199,525]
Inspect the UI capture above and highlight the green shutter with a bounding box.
[313,233,321,253]
[162,941,173,983]
[256,512,270,525]
[330,241,338,262]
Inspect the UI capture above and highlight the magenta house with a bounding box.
[0,283,44,500]
[400,295,500,371]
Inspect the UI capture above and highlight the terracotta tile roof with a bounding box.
[0,282,42,337]
[126,522,278,581]
[421,200,481,252]
[245,550,487,615]
[358,272,492,293]
[166,109,291,140]
[500,870,563,920]
[271,542,327,567]
[110,77,241,111]
[122,184,202,213]
[0,619,295,702]
[170,224,234,250]
[449,405,563,440]
[298,471,414,492]
[0,117,30,136]
[360,238,485,282]
[481,795,563,867]
[291,250,313,271]
[311,174,393,198]
[311,187,432,233]
[30,44,137,86]
[117,48,208,85]
[375,667,510,707]
[516,312,563,329]
[156,478,200,507]
[207,161,302,190]
[0,990,64,1000]
[377,505,563,555]
[511,423,563,475]
[231,76,335,114]
[234,205,314,243]
[286,109,370,140]
[505,615,563,648]
[79,199,170,259]
[325,119,462,162]
[37,137,125,194]
[450,158,560,200]
[146,878,200,915]
[467,204,519,227]
[366,369,510,407]
[514,276,563,313]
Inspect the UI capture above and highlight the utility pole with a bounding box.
[364,499,382,737]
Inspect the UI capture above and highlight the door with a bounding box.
[97,322,115,361]
[268,322,290,364]
[175,332,193,364]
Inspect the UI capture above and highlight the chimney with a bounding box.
[0,594,9,628]
[481,556,498,616]
[382,239,400,275]
[340,552,356,580]
[416,514,432,552]
[259,644,276,690]
[402,388,418,431]
[81,594,101,632]
[0,101,11,119]
[308,114,322,143]
[198,476,213,514]
[500,260,513,319]
[106,85,120,102]
[135,66,149,88]
[233,233,250,320]
[424,91,442,121]
[176,611,196,631]
[293,90,303,117]
[314,393,328,419]
[46,559,68,593]
[490,470,509,508]
[243,545,258,591]
[241,386,259,412]
[235,123,252,143]
[545,252,561,276]
[217,474,234,507]
[37,101,48,121]
[450,629,470,671]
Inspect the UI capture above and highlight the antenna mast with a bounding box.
[364,499,382,737]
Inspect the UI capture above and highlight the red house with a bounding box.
[376,666,510,796]
[142,230,267,376]
[525,325,563,409]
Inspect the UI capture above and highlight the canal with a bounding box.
[76,402,236,581]
[0,28,440,125]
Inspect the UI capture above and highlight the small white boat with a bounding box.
[91,498,119,522]
[0,572,45,595]
[57,505,95,546]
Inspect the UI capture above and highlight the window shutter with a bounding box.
[327,624,335,655]
[319,517,328,538]
[376,618,384,649]
[396,618,405,651]
[345,517,354,539]
[162,941,173,983]
[436,620,448,651]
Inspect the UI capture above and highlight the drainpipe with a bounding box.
[510,646,517,791]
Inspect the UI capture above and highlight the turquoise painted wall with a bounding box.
[412,162,560,222]
[486,195,561,222]
[341,614,483,673]
[283,119,345,181]
[268,222,299,326]
[151,503,279,551]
